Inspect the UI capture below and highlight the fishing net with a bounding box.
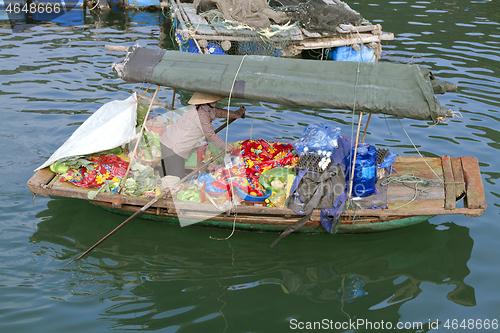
[193,0,289,29]
[168,0,367,57]
[271,0,363,33]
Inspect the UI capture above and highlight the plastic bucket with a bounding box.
[146,116,168,136]
[161,175,180,189]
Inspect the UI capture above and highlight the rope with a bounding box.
[345,199,361,221]
[382,114,445,184]
[250,101,254,140]
[210,55,247,241]
[381,174,436,193]
[87,0,99,10]
[224,54,247,149]
[210,214,237,241]
[381,174,438,209]
[397,119,443,183]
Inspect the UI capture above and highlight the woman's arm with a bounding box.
[197,107,226,151]
[214,106,246,119]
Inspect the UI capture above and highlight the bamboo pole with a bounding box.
[169,89,176,125]
[119,86,160,195]
[361,112,372,142]
[104,45,130,52]
[348,111,364,198]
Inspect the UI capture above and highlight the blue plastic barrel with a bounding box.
[327,44,376,62]
[347,142,377,197]
[186,40,226,55]
[368,144,378,170]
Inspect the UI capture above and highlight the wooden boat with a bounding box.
[27,46,486,234]
[28,155,486,234]
[162,0,394,58]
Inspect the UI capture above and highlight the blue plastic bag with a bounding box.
[293,123,341,155]
[198,173,223,192]
[378,152,397,169]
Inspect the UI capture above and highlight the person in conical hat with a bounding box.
[160,91,246,178]
[187,92,224,105]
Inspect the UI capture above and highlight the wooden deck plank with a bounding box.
[392,157,443,181]
[461,156,487,210]
[337,24,376,34]
[179,3,217,36]
[441,155,456,210]
[173,0,215,36]
[27,168,56,188]
[296,33,386,50]
[386,156,445,203]
[451,157,466,199]
[386,183,444,202]
[386,198,444,211]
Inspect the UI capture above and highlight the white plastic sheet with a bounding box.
[36,93,139,171]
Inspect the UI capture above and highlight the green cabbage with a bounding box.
[49,161,70,174]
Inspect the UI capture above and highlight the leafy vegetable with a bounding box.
[137,104,148,127]
[123,162,160,196]
[57,155,95,172]
[97,146,122,156]
[50,160,70,174]
[88,179,119,200]
[128,130,161,162]
[50,146,124,175]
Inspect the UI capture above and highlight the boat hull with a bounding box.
[95,202,435,234]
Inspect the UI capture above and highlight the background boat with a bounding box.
[163,0,394,59]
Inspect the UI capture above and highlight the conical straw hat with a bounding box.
[188,92,224,105]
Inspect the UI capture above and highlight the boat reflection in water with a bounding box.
[31,198,475,330]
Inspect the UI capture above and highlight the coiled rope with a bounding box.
[381,174,438,209]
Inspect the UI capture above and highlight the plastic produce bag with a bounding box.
[292,123,341,155]
[259,167,295,191]
[198,173,223,192]
[128,130,161,164]
[177,187,202,202]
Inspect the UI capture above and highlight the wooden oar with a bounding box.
[54,150,225,271]
[214,109,245,133]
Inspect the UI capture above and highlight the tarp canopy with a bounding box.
[113,45,456,122]
[36,93,138,171]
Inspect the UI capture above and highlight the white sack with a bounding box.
[36,93,138,171]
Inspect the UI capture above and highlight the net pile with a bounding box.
[170,0,367,57]
[271,0,364,33]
